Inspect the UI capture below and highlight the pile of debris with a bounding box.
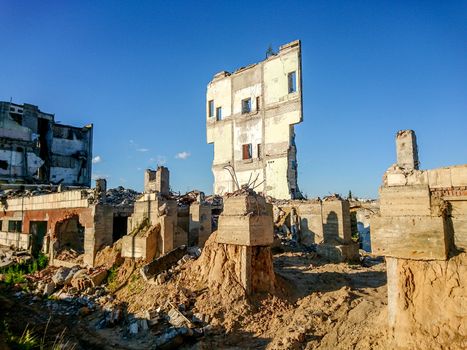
[0,248,32,268]
[104,186,141,206]
[29,265,109,297]
[54,248,84,264]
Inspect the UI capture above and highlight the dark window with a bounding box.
[257,144,262,158]
[242,144,252,160]
[256,96,260,111]
[288,71,297,93]
[8,220,22,233]
[0,160,8,170]
[208,100,214,118]
[10,113,22,125]
[241,98,251,114]
[216,107,222,121]
[0,221,2,231]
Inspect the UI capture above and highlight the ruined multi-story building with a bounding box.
[206,40,303,199]
[0,101,93,186]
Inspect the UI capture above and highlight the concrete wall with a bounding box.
[189,202,212,247]
[206,41,303,199]
[124,193,179,260]
[122,225,159,260]
[0,231,30,249]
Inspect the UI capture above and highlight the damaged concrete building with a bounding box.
[372,130,467,349]
[0,101,93,186]
[0,179,138,267]
[206,40,303,199]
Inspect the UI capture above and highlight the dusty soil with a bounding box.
[0,236,388,349]
[114,234,388,349]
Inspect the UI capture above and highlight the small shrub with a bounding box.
[4,265,27,285]
[4,323,39,350]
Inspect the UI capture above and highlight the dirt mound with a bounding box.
[188,232,278,298]
[388,252,467,350]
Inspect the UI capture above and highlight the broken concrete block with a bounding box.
[89,269,108,287]
[379,185,432,217]
[371,215,448,260]
[52,267,71,285]
[216,215,273,246]
[167,307,192,328]
[316,243,359,263]
[43,281,56,296]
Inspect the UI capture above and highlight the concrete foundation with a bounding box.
[214,191,275,294]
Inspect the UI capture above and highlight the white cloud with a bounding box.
[175,151,191,160]
[137,148,149,152]
[92,155,102,164]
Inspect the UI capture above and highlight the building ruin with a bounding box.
[121,167,212,261]
[0,101,93,186]
[0,179,137,267]
[206,41,303,199]
[372,130,467,349]
[272,196,359,262]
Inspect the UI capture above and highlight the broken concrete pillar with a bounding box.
[215,192,275,294]
[144,169,157,193]
[155,166,170,196]
[189,202,212,248]
[315,197,359,262]
[396,130,419,170]
[322,199,352,244]
[95,178,107,193]
[372,131,467,349]
[95,178,107,203]
[144,167,170,195]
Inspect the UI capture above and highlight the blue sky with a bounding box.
[1,1,466,198]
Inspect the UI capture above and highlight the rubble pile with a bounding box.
[54,248,83,263]
[0,248,32,268]
[0,187,57,200]
[104,186,141,206]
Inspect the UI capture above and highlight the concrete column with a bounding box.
[95,178,107,203]
[144,169,157,192]
[396,130,419,170]
[240,246,252,294]
[155,166,170,196]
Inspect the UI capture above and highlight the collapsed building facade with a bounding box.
[0,101,93,186]
[206,40,303,199]
[372,130,467,349]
